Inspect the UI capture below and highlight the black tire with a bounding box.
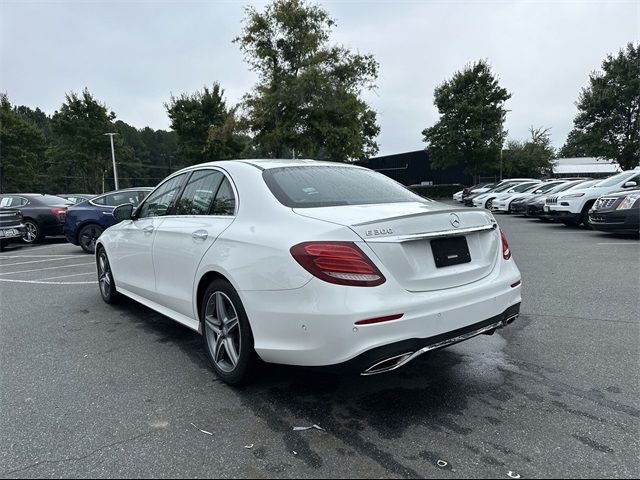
[79,224,104,254]
[0,240,6,252]
[201,279,256,385]
[562,218,580,227]
[97,247,120,304]
[580,203,594,228]
[22,219,42,244]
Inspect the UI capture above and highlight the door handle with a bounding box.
[192,230,208,241]
[143,226,155,234]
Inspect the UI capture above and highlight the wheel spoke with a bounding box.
[225,316,238,332]
[214,335,225,363]
[224,337,239,366]
[215,292,228,323]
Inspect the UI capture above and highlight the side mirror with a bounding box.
[113,203,134,222]
[623,181,637,188]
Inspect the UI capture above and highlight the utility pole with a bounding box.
[104,133,119,190]
[499,109,512,181]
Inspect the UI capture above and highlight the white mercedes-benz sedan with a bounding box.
[96,159,522,384]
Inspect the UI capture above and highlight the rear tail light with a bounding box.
[290,241,386,287]
[50,208,66,215]
[500,230,512,260]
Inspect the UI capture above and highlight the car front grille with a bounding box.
[546,196,558,205]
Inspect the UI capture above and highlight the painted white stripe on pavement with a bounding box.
[0,255,78,259]
[0,262,94,276]
[0,278,96,285]
[0,257,81,267]
[40,271,97,281]
[597,242,639,245]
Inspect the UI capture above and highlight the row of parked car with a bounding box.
[0,188,152,252]
[452,168,640,234]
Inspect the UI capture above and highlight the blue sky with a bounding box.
[1,0,638,156]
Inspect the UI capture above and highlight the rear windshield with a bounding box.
[263,166,426,208]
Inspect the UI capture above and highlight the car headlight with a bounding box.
[560,193,585,199]
[617,193,640,210]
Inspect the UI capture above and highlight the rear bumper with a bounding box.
[332,303,521,375]
[0,224,26,240]
[241,257,522,367]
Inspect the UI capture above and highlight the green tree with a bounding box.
[166,83,244,166]
[235,0,380,161]
[48,89,117,193]
[502,127,555,178]
[422,60,511,180]
[0,94,47,193]
[561,43,639,169]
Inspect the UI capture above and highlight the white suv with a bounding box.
[544,169,640,226]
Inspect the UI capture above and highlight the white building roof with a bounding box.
[552,157,621,174]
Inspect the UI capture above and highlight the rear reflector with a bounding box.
[290,241,386,287]
[355,314,404,326]
[511,280,521,288]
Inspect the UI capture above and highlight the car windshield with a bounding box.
[593,171,636,188]
[263,166,426,208]
[556,180,593,192]
[493,183,517,193]
[533,182,565,194]
[511,183,540,193]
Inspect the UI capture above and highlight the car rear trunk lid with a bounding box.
[294,202,500,292]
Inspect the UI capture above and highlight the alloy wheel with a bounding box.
[98,251,112,298]
[80,225,103,253]
[204,291,241,373]
[24,222,38,243]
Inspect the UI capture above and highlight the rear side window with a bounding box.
[263,166,425,208]
[211,178,236,215]
[175,170,224,215]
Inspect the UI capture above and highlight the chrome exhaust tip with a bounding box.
[362,352,414,376]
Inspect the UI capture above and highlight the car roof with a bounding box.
[95,187,153,196]
[179,159,355,172]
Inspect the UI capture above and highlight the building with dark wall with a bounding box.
[357,150,473,186]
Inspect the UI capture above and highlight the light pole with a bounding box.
[499,109,512,181]
[104,133,119,190]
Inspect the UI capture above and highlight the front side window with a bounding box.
[138,174,186,218]
[211,178,236,215]
[174,170,224,215]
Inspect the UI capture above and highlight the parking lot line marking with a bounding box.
[0,257,81,267]
[40,271,97,281]
[0,255,78,259]
[0,278,96,285]
[0,262,94,276]
[10,243,75,252]
[597,242,639,245]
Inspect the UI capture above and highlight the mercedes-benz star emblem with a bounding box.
[450,213,461,228]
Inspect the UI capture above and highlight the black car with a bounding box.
[0,208,26,251]
[0,194,73,244]
[589,190,640,235]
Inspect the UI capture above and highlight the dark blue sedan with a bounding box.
[64,188,152,253]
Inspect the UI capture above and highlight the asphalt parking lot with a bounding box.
[0,212,638,478]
